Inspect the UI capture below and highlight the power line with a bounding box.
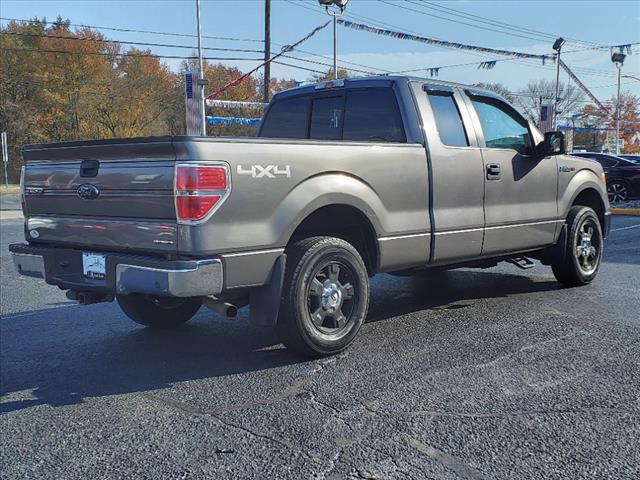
[0,16,263,43]
[0,31,264,53]
[413,0,604,48]
[1,15,388,77]
[288,1,634,78]
[381,0,557,44]
[0,46,261,62]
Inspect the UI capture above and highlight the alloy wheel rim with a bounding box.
[575,218,600,275]
[307,260,357,335]
[608,183,628,203]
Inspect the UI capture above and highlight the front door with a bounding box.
[466,93,559,255]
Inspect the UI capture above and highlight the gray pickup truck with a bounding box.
[10,76,610,357]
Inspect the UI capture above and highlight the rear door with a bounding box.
[464,91,559,255]
[414,83,485,263]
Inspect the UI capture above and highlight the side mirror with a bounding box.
[543,131,566,156]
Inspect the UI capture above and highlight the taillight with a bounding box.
[175,163,230,223]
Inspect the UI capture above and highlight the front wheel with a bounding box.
[277,236,370,357]
[117,294,202,328]
[551,206,603,287]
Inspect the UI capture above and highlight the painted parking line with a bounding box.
[610,224,640,232]
[0,211,23,220]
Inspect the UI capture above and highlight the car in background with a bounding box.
[571,152,640,202]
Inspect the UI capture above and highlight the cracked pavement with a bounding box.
[1,215,639,479]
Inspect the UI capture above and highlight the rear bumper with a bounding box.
[9,243,223,297]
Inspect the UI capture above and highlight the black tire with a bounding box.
[551,206,603,287]
[277,236,369,357]
[607,180,629,203]
[117,294,202,328]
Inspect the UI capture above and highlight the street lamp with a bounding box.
[552,37,566,130]
[612,52,626,155]
[318,0,349,79]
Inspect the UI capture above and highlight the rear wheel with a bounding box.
[117,294,202,328]
[551,206,603,287]
[607,180,629,203]
[277,236,369,357]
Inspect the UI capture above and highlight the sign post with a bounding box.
[185,70,202,136]
[1,131,8,187]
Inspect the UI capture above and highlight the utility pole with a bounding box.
[196,0,207,136]
[552,37,565,131]
[263,0,271,103]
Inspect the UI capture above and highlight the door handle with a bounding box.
[486,163,501,180]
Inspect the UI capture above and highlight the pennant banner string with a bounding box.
[558,59,610,115]
[338,19,554,64]
[206,20,331,101]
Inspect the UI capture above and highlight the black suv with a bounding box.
[571,152,640,202]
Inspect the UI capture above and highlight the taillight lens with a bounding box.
[175,164,229,223]
[176,165,227,191]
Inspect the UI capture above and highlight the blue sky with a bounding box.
[2,0,639,102]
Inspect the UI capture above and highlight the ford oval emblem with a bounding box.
[77,183,100,200]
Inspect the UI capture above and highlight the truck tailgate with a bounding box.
[22,137,178,253]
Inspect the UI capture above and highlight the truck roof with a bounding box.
[274,75,503,101]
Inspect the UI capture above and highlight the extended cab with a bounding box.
[10,76,610,357]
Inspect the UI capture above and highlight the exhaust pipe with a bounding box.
[66,290,113,305]
[203,297,238,318]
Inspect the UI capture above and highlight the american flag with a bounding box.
[539,103,554,133]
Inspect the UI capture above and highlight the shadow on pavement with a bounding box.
[0,311,301,414]
[1,269,561,414]
[367,269,561,323]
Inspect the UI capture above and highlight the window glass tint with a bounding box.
[310,96,343,140]
[259,96,309,139]
[428,93,468,147]
[343,89,406,142]
[471,98,531,154]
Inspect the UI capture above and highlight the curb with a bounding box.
[610,208,640,216]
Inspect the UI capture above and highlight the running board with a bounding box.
[506,257,535,270]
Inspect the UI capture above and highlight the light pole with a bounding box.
[552,37,565,131]
[196,0,207,136]
[318,0,348,79]
[612,52,626,155]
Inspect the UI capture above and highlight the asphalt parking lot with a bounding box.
[1,212,639,480]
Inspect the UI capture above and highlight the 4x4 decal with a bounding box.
[237,165,291,178]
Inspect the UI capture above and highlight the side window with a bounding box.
[596,156,617,167]
[471,97,532,154]
[343,89,406,142]
[259,96,309,139]
[427,92,469,147]
[310,96,343,140]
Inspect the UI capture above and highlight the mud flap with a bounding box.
[540,223,567,266]
[249,254,286,326]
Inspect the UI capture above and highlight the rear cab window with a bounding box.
[258,96,309,139]
[259,85,406,143]
[426,91,469,147]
